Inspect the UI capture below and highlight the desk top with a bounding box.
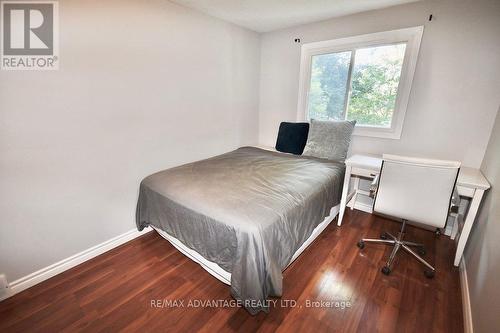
[457,167,490,190]
[345,154,383,171]
[346,154,490,191]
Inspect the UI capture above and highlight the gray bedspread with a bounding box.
[136,147,344,314]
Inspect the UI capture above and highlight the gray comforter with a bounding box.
[136,147,344,314]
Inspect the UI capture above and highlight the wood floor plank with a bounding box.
[0,210,463,332]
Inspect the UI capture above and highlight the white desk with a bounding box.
[338,154,382,226]
[453,167,490,265]
[338,154,490,267]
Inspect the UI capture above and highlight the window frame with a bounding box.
[297,26,424,139]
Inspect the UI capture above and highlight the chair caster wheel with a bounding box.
[381,266,391,275]
[418,248,426,256]
[357,240,365,249]
[380,232,388,240]
[424,270,435,279]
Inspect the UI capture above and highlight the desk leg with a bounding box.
[454,189,484,266]
[338,165,352,226]
[350,177,360,210]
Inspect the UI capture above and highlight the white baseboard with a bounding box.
[459,259,474,333]
[0,227,151,302]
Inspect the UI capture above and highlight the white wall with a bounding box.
[0,0,260,282]
[464,106,500,333]
[258,0,500,168]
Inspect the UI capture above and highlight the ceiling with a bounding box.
[170,0,421,33]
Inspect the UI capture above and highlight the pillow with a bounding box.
[302,119,356,161]
[275,122,310,155]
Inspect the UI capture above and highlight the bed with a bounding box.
[136,146,345,314]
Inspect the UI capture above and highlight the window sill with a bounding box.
[352,126,402,139]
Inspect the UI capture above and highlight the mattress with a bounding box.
[136,146,345,314]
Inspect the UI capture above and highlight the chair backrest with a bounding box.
[374,154,460,228]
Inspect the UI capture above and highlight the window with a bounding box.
[297,27,423,139]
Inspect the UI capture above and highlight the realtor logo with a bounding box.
[1,1,59,70]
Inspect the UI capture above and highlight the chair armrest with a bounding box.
[369,174,380,198]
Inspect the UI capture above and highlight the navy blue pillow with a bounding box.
[275,122,310,155]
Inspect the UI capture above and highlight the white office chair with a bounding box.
[357,154,460,278]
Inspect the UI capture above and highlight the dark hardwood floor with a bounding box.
[0,210,463,332]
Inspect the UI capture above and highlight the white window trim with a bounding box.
[297,26,424,139]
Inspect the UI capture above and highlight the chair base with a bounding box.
[357,220,436,278]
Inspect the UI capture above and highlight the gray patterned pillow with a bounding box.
[302,120,356,161]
